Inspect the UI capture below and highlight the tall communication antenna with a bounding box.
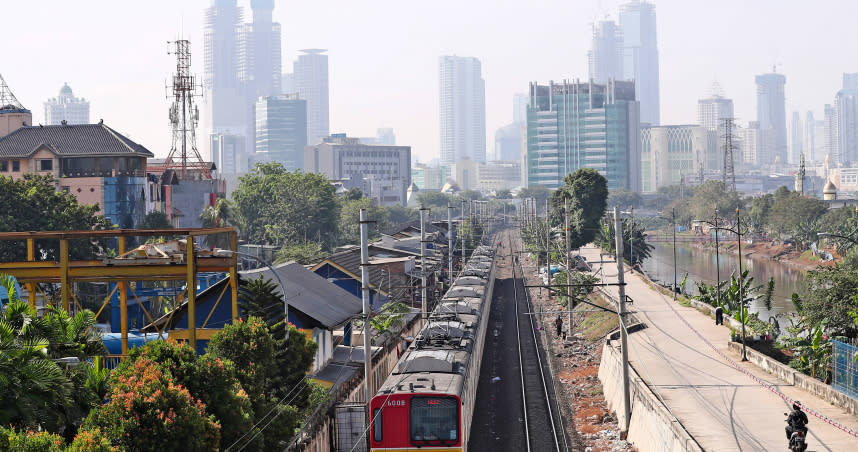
[796,152,806,195]
[0,73,26,109]
[721,118,738,192]
[164,39,210,180]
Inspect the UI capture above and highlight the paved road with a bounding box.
[579,245,858,451]
[469,230,567,452]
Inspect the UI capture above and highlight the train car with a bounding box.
[370,244,497,451]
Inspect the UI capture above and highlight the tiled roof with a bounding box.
[0,123,154,158]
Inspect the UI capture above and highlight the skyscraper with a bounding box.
[254,95,308,171]
[755,72,788,165]
[697,83,734,131]
[236,0,281,155]
[804,112,816,163]
[833,73,858,164]
[589,20,624,84]
[439,56,486,166]
[620,0,660,126]
[494,94,528,162]
[790,111,803,164]
[44,83,90,125]
[288,49,330,146]
[525,80,640,191]
[237,0,281,100]
[203,0,243,136]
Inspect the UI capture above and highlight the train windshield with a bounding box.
[410,396,459,443]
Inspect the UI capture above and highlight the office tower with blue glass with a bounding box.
[525,80,640,191]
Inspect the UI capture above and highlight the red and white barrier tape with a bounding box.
[632,264,858,439]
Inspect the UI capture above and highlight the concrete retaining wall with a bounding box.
[599,340,704,452]
[726,341,858,415]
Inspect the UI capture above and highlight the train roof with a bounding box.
[376,371,464,396]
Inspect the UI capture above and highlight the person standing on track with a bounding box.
[555,315,563,337]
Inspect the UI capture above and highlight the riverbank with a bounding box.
[649,233,837,272]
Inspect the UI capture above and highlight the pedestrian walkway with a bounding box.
[577,245,858,451]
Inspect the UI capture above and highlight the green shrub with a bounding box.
[68,427,118,451]
[0,427,65,452]
[81,358,220,452]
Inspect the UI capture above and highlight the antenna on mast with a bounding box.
[164,39,210,180]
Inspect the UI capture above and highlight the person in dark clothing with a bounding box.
[555,316,563,337]
[715,306,724,325]
[785,401,809,440]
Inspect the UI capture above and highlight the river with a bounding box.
[640,241,808,318]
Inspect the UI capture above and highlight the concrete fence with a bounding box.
[599,339,704,452]
[726,341,858,415]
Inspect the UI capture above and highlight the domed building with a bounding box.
[823,179,838,201]
[44,83,90,125]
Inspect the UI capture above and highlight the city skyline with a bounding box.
[2,0,857,164]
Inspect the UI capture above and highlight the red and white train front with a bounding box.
[370,392,462,451]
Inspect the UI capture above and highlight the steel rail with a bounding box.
[510,229,566,452]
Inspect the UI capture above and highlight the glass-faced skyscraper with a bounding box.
[525,80,641,191]
[755,72,788,165]
[588,20,624,84]
[254,95,307,171]
[439,56,486,166]
[620,0,660,126]
[288,49,330,146]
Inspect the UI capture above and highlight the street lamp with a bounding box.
[659,209,678,300]
[707,207,748,361]
[214,250,289,339]
[695,209,725,309]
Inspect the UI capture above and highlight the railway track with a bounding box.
[508,229,570,452]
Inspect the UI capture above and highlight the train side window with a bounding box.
[373,408,382,441]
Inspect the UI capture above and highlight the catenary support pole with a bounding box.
[359,209,373,404]
[614,206,632,435]
[448,204,454,281]
[461,200,466,268]
[565,198,572,333]
[420,206,428,319]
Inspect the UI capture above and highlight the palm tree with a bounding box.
[199,198,240,249]
[0,275,73,429]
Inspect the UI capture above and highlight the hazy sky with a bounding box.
[2,0,856,163]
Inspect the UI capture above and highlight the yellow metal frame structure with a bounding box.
[0,227,239,354]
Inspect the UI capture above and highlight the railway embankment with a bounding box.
[599,337,704,452]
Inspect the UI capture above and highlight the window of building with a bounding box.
[12,160,19,172]
[39,159,53,171]
[0,161,7,172]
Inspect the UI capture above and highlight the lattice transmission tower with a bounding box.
[164,40,210,180]
[721,118,738,192]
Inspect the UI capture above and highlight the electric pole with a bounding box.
[614,207,632,435]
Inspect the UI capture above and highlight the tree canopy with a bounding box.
[0,174,112,262]
[551,169,609,249]
[232,163,339,248]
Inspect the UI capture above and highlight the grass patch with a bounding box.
[574,296,619,340]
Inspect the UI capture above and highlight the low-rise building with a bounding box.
[305,134,411,206]
[0,123,153,228]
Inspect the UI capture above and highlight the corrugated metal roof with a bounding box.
[242,261,362,329]
[0,123,154,158]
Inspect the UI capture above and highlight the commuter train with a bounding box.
[370,243,497,451]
